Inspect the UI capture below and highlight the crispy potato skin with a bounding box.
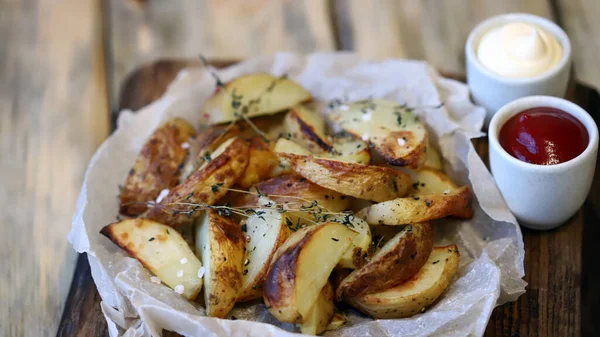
[372,130,427,168]
[237,136,280,189]
[277,153,411,202]
[145,137,249,227]
[359,185,474,225]
[202,210,245,318]
[346,245,460,319]
[120,118,196,216]
[284,106,332,152]
[336,223,433,300]
[180,124,240,181]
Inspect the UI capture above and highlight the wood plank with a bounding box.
[106,0,336,111]
[0,0,110,336]
[332,0,553,73]
[554,0,600,90]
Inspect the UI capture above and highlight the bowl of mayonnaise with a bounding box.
[466,13,572,125]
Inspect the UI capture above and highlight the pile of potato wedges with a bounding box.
[101,73,472,335]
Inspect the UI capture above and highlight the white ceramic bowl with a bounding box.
[466,13,572,126]
[489,96,598,230]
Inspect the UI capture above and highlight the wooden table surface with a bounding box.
[2,1,600,337]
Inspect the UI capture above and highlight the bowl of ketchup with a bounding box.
[489,96,598,230]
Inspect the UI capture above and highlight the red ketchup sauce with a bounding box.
[499,107,589,165]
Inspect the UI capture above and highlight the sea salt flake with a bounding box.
[181,142,190,149]
[397,138,406,146]
[180,257,188,265]
[156,189,170,203]
[174,285,184,294]
[176,270,184,278]
[362,133,369,141]
[197,267,205,279]
[362,113,372,121]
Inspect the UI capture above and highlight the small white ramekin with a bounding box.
[489,96,598,230]
[466,13,572,126]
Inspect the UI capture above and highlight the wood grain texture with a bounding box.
[0,1,110,337]
[107,0,336,112]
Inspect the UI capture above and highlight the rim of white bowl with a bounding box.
[466,13,572,85]
[489,95,598,172]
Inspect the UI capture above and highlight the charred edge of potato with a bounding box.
[347,245,460,319]
[200,210,245,318]
[120,118,196,216]
[144,137,249,227]
[237,135,280,189]
[336,223,433,300]
[278,152,412,202]
[360,185,473,225]
[371,130,428,168]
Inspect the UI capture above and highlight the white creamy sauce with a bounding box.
[477,22,562,78]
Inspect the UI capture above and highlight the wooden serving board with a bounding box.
[56,60,600,337]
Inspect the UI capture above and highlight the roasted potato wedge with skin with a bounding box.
[195,210,245,318]
[409,168,459,195]
[325,313,347,331]
[330,99,428,168]
[202,73,312,124]
[237,208,292,302]
[299,282,335,335]
[120,118,196,216]
[100,219,203,300]
[145,137,249,227]
[284,105,332,152]
[327,214,372,269]
[346,245,460,319]
[330,134,372,164]
[263,222,357,323]
[358,185,474,225]
[237,135,280,189]
[180,124,240,182]
[277,152,412,202]
[335,223,433,300]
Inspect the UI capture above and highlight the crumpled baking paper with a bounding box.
[68,52,526,337]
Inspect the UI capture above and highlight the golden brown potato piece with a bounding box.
[120,118,196,216]
[277,152,412,202]
[327,214,372,269]
[144,137,249,227]
[299,282,335,335]
[202,73,312,125]
[423,141,443,170]
[330,134,372,165]
[100,218,203,300]
[284,105,332,152]
[330,99,428,168]
[263,222,357,323]
[237,208,292,302]
[408,168,458,195]
[345,245,460,319]
[237,135,280,189]
[195,210,245,318]
[180,124,240,181]
[325,313,347,331]
[358,186,473,225]
[335,223,433,300]
[230,175,351,213]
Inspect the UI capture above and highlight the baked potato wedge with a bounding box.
[298,282,335,335]
[330,99,428,168]
[237,135,280,189]
[120,118,196,216]
[237,208,292,302]
[100,219,203,300]
[284,105,332,152]
[145,137,249,227]
[330,134,372,164]
[180,124,240,181]
[277,152,411,202]
[328,214,372,269]
[335,223,433,300]
[409,168,458,195]
[325,313,347,331]
[423,141,443,170]
[195,210,245,318]
[202,73,312,124]
[346,245,460,319]
[263,222,357,323]
[358,185,473,225]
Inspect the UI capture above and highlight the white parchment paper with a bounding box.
[68,53,526,337]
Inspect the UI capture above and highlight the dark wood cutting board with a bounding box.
[57,60,600,337]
